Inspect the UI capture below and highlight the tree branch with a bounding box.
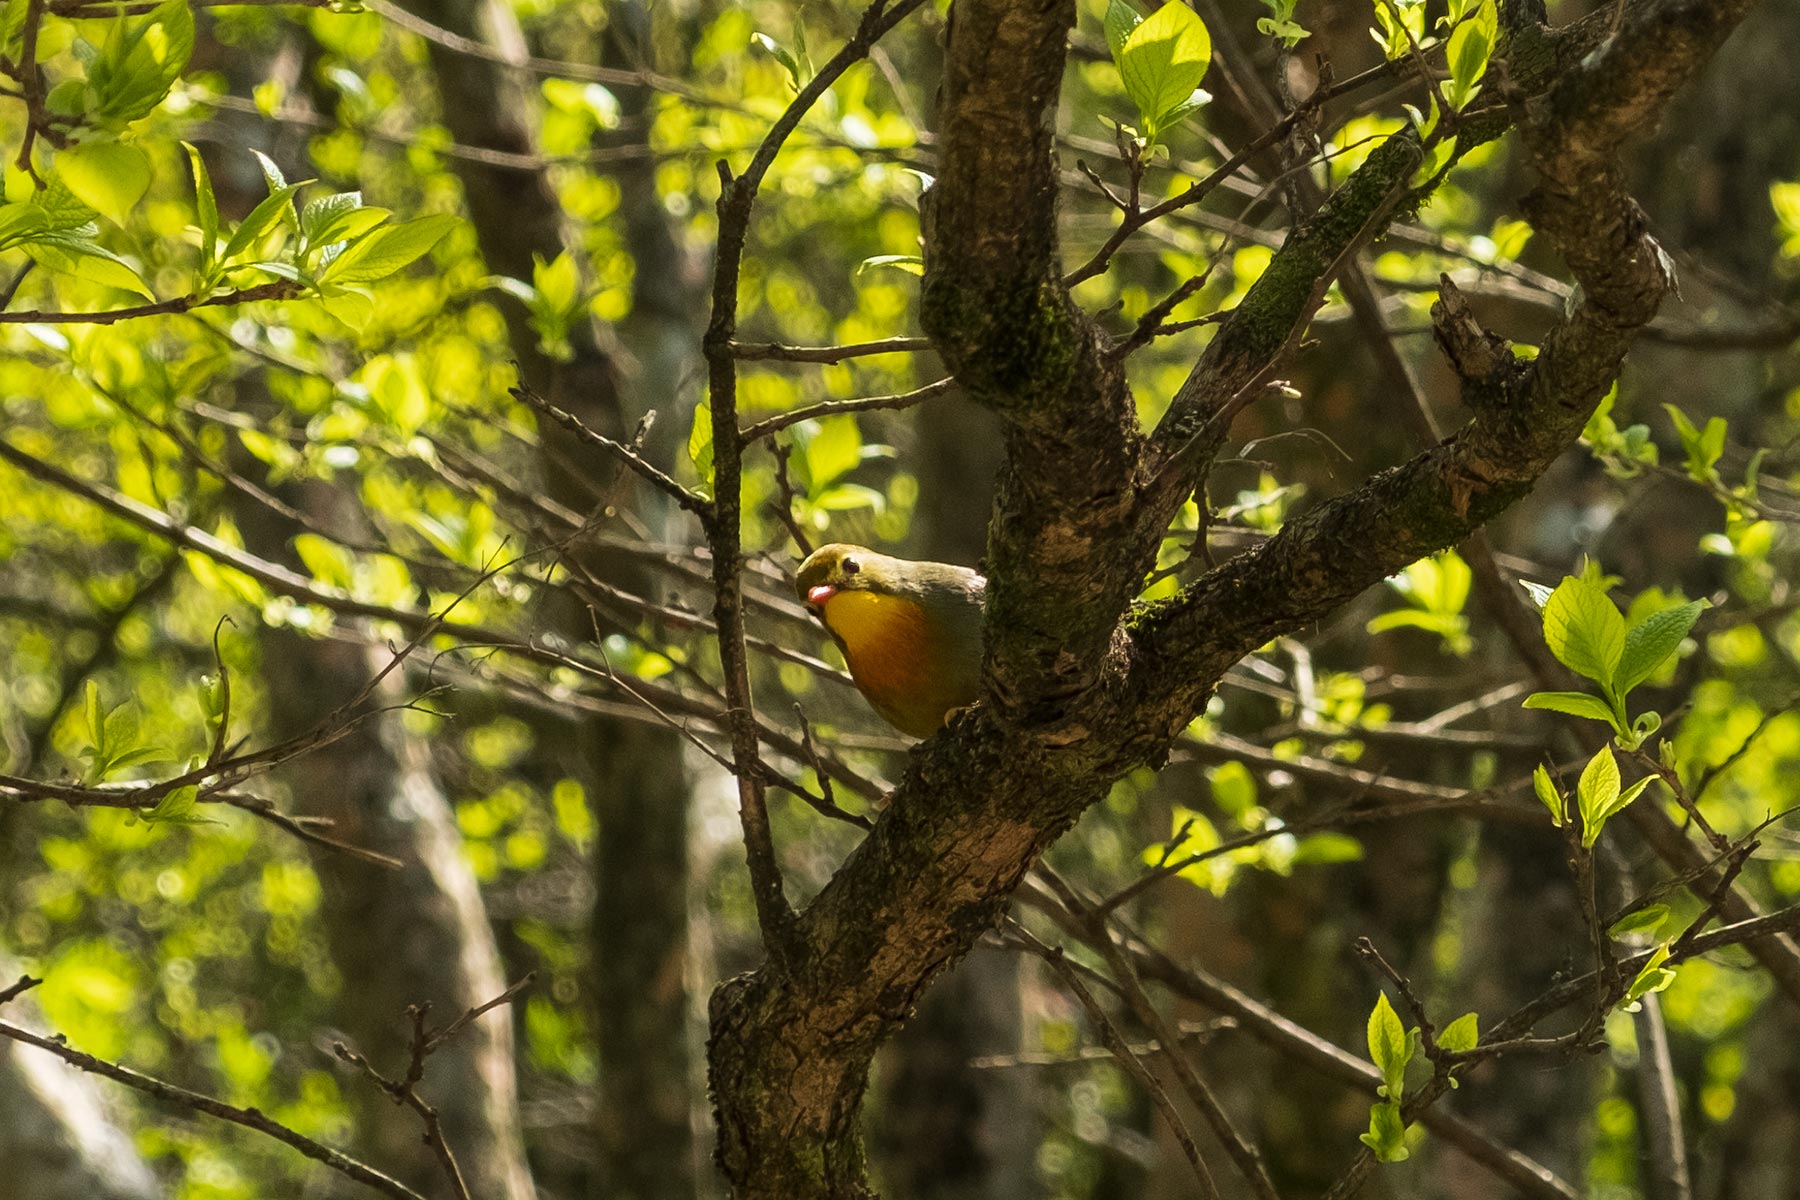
[0,1016,427,1200]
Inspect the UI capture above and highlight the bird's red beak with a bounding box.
[806,584,837,607]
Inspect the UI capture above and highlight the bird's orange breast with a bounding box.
[820,590,968,738]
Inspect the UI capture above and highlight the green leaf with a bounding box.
[294,533,356,590]
[1622,945,1677,1010]
[1522,690,1621,729]
[1577,746,1621,848]
[1359,1101,1410,1162]
[1152,89,1212,133]
[84,680,105,756]
[1444,0,1495,110]
[312,206,389,256]
[1104,0,1143,61]
[1625,710,1661,750]
[1615,600,1706,696]
[1291,832,1364,865]
[320,213,458,284]
[1370,0,1424,61]
[57,141,152,227]
[1366,991,1410,1102]
[184,141,218,277]
[1438,1012,1479,1054]
[87,0,195,126]
[534,250,580,312]
[1531,764,1565,827]
[750,31,803,89]
[1368,611,1468,658]
[104,745,170,774]
[1665,403,1727,481]
[812,482,886,513]
[300,190,363,244]
[319,285,375,331]
[250,147,288,192]
[1375,552,1473,652]
[1154,806,1234,896]
[26,235,155,298]
[1410,134,1457,188]
[1118,0,1211,141]
[102,704,139,756]
[1595,777,1652,836]
[302,196,390,257]
[221,181,304,265]
[0,201,51,252]
[1208,760,1257,819]
[364,354,431,433]
[687,399,714,494]
[143,784,218,827]
[856,254,925,277]
[1255,15,1309,47]
[800,415,864,494]
[1610,904,1672,939]
[1542,574,1625,690]
[1519,579,1554,610]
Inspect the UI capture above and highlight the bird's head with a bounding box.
[795,543,880,611]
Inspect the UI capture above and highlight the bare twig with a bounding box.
[1632,993,1693,1200]
[729,336,931,363]
[739,377,955,443]
[512,384,710,518]
[332,976,536,1200]
[1011,923,1222,1200]
[0,974,41,1006]
[766,441,817,557]
[1041,870,1280,1200]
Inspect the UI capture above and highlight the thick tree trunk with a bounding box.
[587,9,707,1196]
[871,396,1038,1200]
[406,1,703,1195]
[258,595,536,1200]
[218,449,532,1200]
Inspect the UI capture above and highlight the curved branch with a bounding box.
[1131,0,1760,722]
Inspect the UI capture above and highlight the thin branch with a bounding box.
[0,974,41,1007]
[512,384,711,518]
[0,1018,427,1200]
[699,0,926,967]
[1043,869,1280,1200]
[738,377,954,443]
[729,336,931,363]
[1011,924,1222,1200]
[363,0,715,106]
[1062,58,1407,288]
[215,792,407,870]
[0,281,301,325]
[332,977,535,1200]
[1632,992,1693,1200]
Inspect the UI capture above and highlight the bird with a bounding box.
[794,543,985,739]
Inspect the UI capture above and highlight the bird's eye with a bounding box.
[842,556,860,576]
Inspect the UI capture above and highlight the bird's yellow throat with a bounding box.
[818,589,928,662]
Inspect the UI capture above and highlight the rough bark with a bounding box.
[870,390,1036,1200]
[706,0,1762,1195]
